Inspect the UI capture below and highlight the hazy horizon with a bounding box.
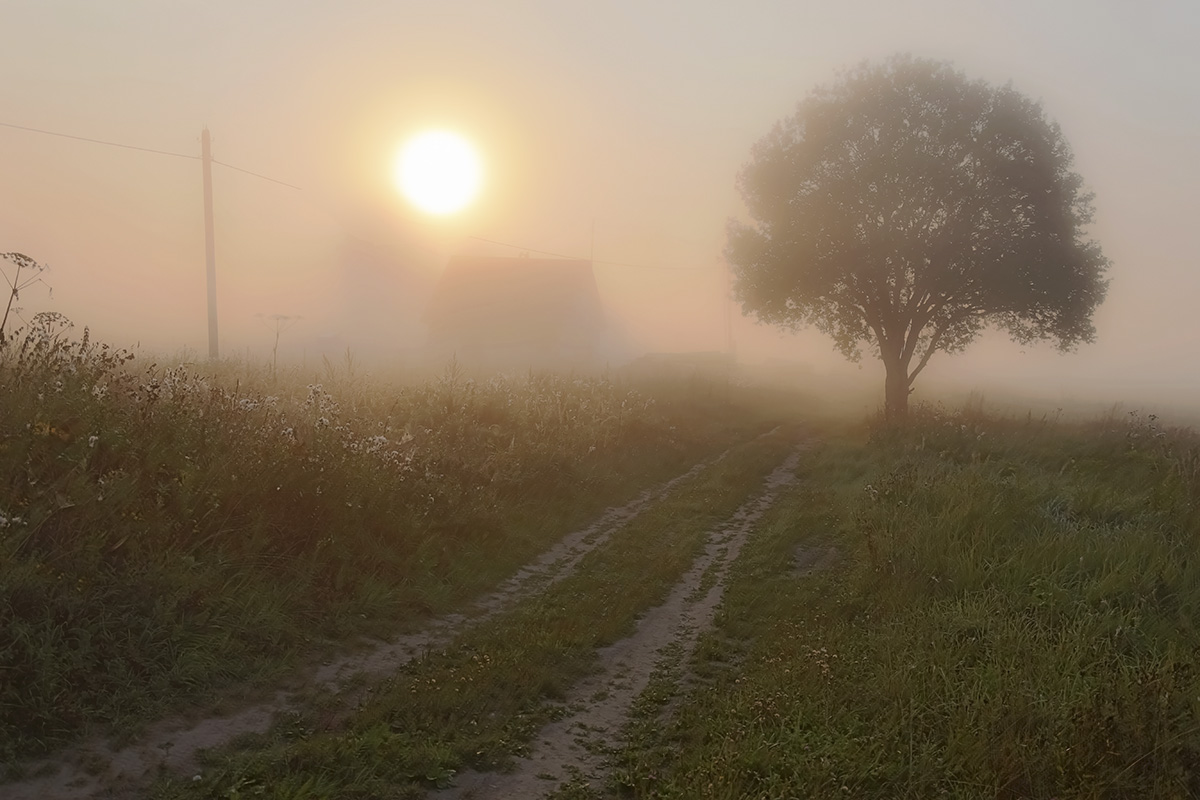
[3,0,1198,413]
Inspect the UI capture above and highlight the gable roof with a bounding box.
[425,256,605,347]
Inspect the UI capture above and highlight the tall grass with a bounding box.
[0,314,751,762]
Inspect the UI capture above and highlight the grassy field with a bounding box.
[612,405,1200,799]
[6,314,1200,799]
[0,315,778,766]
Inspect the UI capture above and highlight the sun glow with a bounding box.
[394,130,483,215]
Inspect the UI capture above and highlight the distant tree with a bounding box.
[727,55,1110,419]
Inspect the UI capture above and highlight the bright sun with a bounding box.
[394,130,483,215]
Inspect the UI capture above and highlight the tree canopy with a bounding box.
[727,55,1110,418]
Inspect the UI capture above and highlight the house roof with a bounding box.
[425,256,605,346]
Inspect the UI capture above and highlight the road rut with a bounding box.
[438,443,807,799]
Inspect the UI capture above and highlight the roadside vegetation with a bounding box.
[614,403,1200,799]
[0,314,774,765]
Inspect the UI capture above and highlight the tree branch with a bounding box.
[907,325,948,385]
[899,314,927,366]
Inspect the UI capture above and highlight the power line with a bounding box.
[211,158,301,190]
[3,117,431,257]
[5,119,700,268]
[0,120,198,160]
[0,119,299,188]
[466,235,703,271]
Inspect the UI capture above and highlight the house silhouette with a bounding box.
[424,255,606,370]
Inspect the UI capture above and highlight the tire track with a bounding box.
[437,441,807,799]
[0,448,735,800]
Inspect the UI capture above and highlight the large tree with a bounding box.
[727,56,1109,419]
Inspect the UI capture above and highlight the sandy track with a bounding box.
[437,443,806,799]
[1,450,730,800]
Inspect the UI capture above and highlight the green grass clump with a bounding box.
[0,315,765,762]
[615,404,1200,799]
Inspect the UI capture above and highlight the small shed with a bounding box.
[424,255,606,369]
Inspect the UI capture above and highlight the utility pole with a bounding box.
[201,127,219,359]
[722,256,736,358]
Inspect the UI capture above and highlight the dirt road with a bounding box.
[436,444,807,799]
[1,450,733,800]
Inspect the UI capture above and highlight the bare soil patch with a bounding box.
[792,544,839,576]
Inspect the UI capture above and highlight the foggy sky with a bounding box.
[2,0,1198,409]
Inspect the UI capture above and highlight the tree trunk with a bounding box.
[884,362,910,421]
